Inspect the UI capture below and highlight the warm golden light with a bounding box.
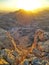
[0,0,49,12]
[16,0,43,11]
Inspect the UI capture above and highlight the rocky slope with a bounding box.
[0,9,49,65]
[0,9,49,30]
[0,29,49,65]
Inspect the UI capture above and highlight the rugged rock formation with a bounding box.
[0,8,49,65]
[0,29,49,65]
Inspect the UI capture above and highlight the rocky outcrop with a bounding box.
[0,28,15,50]
[0,58,9,65]
[0,29,49,65]
[0,49,19,65]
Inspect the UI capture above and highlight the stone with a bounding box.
[0,58,9,65]
[31,58,42,65]
[23,59,29,65]
[38,40,49,52]
[0,49,15,65]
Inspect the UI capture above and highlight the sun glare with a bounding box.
[16,0,43,11]
[0,0,49,12]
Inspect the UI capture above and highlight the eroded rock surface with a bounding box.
[0,29,49,65]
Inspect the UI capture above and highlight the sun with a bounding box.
[16,0,43,11]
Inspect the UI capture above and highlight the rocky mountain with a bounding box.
[0,9,49,30]
[0,8,49,65]
[0,8,49,49]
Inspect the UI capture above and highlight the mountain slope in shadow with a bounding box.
[0,9,49,31]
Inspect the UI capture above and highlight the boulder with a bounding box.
[0,58,9,65]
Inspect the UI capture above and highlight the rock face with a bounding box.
[0,28,15,50]
[0,49,18,65]
[0,29,49,65]
[32,29,49,58]
[0,58,9,65]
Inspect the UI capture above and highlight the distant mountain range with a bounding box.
[0,9,49,31]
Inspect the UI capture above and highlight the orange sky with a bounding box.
[0,0,49,12]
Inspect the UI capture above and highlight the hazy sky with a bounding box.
[0,0,49,11]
